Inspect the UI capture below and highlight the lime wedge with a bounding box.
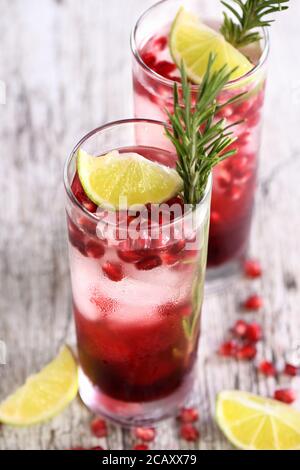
[0,346,78,426]
[216,390,300,450]
[169,8,252,83]
[77,149,183,209]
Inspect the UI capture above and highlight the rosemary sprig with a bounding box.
[165,54,243,206]
[220,0,289,48]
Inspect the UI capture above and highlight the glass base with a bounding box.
[78,368,195,427]
[205,256,245,293]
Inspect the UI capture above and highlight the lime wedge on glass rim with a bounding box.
[216,390,300,450]
[169,7,252,83]
[77,149,183,209]
[0,346,78,426]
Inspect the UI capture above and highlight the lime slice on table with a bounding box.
[169,8,252,83]
[77,149,183,209]
[0,346,78,426]
[216,390,300,450]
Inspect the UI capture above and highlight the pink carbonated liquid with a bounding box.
[133,25,266,269]
[67,146,208,410]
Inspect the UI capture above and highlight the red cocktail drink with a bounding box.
[64,120,211,424]
[131,0,269,279]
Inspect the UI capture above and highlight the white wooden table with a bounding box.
[0,0,299,450]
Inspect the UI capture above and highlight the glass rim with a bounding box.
[130,0,270,90]
[63,118,212,229]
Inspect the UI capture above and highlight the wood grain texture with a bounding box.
[0,0,299,450]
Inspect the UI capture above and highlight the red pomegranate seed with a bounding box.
[154,60,177,78]
[154,36,168,50]
[117,247,142,263]
[180,424,199,442]
[161,252,180,266]
[71,173,97,213]
[141,52,156,68]
[246,322,263,343]
[247,112,261,128]
[210,211,221,224]
[90,417,107,438]
[284,363,299,377]
[133,444,149,450]
[258,360,276,377]
[179,407,199,424]
[85,240,105,259]
[136,255,162,271]
[236,344,257,361]
[218,340,238,358]
[102,262,124,282]
[244,259,262,279]
[244,294,263,311]
[89,446,104,450]
[169,239,186,255]
[134,427,155,442]
[233,320,248,338]
[274,388,296,404]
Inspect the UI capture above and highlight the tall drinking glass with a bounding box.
[64,119,211,425]
[131,0,269,281]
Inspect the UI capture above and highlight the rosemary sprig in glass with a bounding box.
[220,0,289,48]
[165,54,244,207]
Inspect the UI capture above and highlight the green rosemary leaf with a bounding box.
[165,54,242,206]
[221,0,289,48]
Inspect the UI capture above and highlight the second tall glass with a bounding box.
[131,0,269,281]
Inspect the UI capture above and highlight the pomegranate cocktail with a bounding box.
[64,120,211,425]
[131,0,274,277]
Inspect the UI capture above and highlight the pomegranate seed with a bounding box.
[210,211,221,224]
[258,360,276,377]
[136,255,162,271]
[90,417,107,438]
[274,388,296,404]
[179,407,199,423]
[168,239,186,255]
[218,340,238,357]
[161,252,180,266]
[89,446,104,450]
[133,444,149,450]
[234,100,252,116]
[217,170,231,190]
[141,52,156,68]
[246,322,263,343]
[71,173,97,213]
[284,363,299,377]
[236,344,257,361]
[134,427,155,442]
[117,247,142,263]
[68,227,86,255]
[247,112,261,128]
[154,60,177,78]
[85,240,105,259]
[154,36,168,50]
[233,320,248,338]
[180,424,199,442]
[102,262,124,282]
[244,294,263,311]
[244,259,262,278]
